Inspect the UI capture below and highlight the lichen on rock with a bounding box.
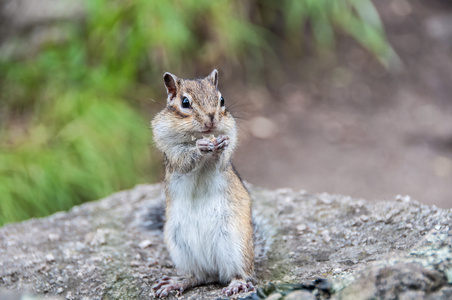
[0,183,450,299]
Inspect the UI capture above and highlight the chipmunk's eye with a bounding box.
[220,96,225,107]
[181,97,191,109]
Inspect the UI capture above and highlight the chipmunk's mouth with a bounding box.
[190,128,221,140]
[190,132,217,142]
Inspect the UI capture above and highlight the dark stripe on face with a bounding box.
[167,105,190,118]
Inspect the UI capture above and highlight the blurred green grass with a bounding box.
[0,0,395,226]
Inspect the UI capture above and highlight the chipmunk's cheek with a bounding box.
[192,120,203,132]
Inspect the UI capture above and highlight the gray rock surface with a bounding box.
[0,183,450,299]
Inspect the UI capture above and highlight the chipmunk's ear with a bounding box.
[163,72,179,101]
[207,69,218,88]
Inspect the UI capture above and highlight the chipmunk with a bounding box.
[150,70,255,298]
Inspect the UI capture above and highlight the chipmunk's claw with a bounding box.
[151,277,187,298]
[222,280,254,297]
[196,139,214,154]
[214,135,229,152]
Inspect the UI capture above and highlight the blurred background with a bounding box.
[1,0,451,226]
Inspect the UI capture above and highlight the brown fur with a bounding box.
[227,167,255,276]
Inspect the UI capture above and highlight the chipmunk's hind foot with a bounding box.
[222,279,255,297]
[151,276,196,298]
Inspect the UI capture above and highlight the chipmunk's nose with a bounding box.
[204,114,216,129]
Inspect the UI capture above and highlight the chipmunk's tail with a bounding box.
[141,194,166,231]
[252,212,275,263]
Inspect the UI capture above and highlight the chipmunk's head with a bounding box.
[161,69,235,137]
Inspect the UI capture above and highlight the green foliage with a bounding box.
[0,0,393,226]
[0,91,153,224]
[260,0,398,67]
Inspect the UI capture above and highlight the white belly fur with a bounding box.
[165,169,245,283]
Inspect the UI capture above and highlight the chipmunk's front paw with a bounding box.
[222,280,255,297]
[214,135,229,152]
[196,138,214,154]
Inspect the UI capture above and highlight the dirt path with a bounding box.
[232,0,452,208]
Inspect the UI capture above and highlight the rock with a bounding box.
[2,0,84,29]
[0,288,61,300]
[266,293,283,300]
[0,0,85,58]
[332,224,452,300]
[138,240,152,249]
[0,183,450,299]
[284,290,315,300]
